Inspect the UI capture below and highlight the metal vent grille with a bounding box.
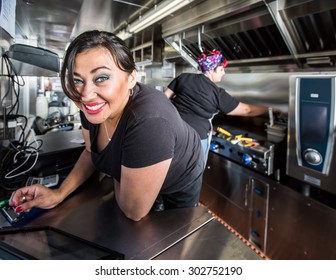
[214,25,291,60]
[292,8,336,53]
[182,24,290,62]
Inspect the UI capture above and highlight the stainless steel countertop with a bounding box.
[0,174,214,260]
[154,218,262,260]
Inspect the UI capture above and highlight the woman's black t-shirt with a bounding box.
[80,83,203,208]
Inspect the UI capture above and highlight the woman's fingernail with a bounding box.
[15,206,23,213]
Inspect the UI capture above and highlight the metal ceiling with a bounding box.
[6,0,336,71]
[14,0,164,57]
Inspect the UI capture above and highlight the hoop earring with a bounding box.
[129,88,134,96]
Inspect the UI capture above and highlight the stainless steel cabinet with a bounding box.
[201,151,269,252]
[201,151,336,259]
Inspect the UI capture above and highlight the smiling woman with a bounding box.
[9,30,204,222]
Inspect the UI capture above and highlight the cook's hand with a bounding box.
[9,185,62,213]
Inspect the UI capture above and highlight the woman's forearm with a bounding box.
[57,149,96,201]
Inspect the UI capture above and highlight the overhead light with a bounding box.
[306,57,333,67]
[128,0,194,34]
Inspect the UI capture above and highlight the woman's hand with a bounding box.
[9,185,63,213]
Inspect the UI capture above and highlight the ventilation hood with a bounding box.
[162,0,336,72]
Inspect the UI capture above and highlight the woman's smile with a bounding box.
[83,102,107,115]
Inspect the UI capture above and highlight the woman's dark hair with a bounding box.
[60,30,136,102]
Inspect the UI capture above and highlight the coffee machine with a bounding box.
[287,74,336,194]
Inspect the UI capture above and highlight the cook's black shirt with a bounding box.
[167,73,239,139]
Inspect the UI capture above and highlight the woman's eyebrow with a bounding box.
[90,66,111,74]
[73,66,112,77]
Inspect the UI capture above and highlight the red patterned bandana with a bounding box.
[197,50,228,72]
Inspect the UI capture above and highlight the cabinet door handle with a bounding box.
[245,184,249,207]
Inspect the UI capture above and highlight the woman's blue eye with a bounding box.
[96,76,109,83]
[74,79,83,85]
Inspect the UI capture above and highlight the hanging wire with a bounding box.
[1,54,25,116]
[0,53,42,187]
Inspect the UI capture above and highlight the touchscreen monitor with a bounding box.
[0,226,124,260]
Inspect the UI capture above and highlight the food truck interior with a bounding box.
[1,0,336,260]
